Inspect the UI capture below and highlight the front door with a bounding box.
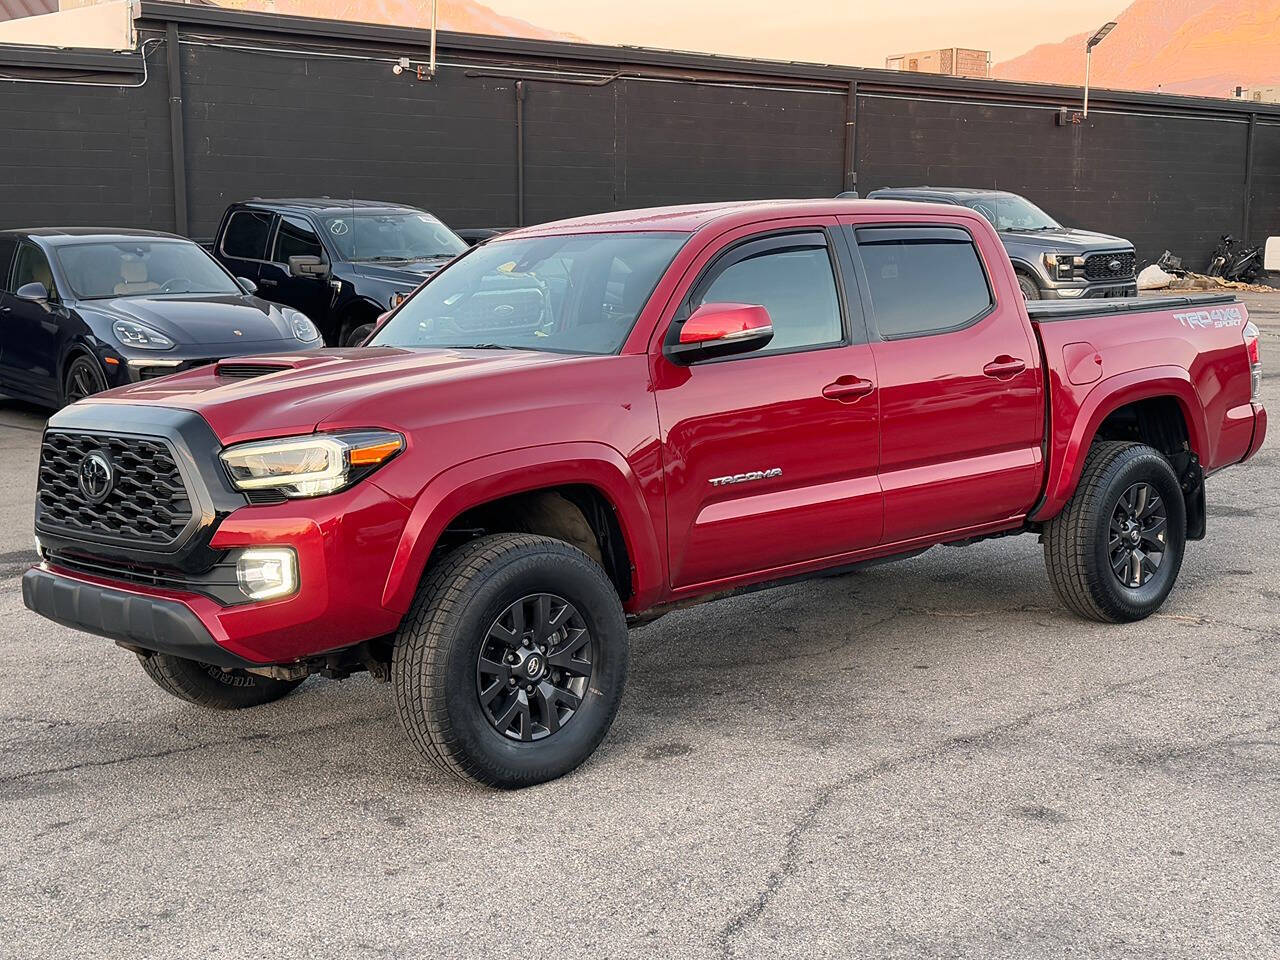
[653,223,883,591]
[840,217,1044,543]
[0,241,62,402]
[256,214,334,336]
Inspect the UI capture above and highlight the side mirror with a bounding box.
[288,255,327,279]
[237,276,258,295]
[665,302,774,364]
[15,281,49,302]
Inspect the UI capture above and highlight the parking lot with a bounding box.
[0,293,1275,959]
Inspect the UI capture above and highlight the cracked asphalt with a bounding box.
[1,294,1277,959]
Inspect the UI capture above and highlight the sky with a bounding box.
[485,0,1129,66]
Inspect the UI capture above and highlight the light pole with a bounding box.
[1083,21,1117,118]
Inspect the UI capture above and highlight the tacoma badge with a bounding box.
[709,467,782,487]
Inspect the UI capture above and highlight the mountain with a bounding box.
[227,0,574,41]
[993,0,1280,98]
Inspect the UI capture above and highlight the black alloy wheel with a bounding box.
[1108,482,1168,589]
[476,593,593,742]
[63,355,108,404]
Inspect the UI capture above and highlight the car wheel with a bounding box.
[1043,441,1186,623]
[1016,273,1041,301]
[393,533,628,788]
[137,653,304,709]
[62,354,108,405]
[344,323,375,347]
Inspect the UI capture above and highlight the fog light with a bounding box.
[1057,288,1085,298]
[236,548,297,601]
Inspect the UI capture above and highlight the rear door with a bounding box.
[839,216,1044,542]
[653,220,883,591]
[256,214,333,329]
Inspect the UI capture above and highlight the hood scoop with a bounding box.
[214,354,337,380]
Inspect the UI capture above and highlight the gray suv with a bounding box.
[864,187,1137,301]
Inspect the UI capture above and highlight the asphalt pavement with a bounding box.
[1,294,1277,959]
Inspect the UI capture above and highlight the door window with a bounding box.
[693,235,843,354]
[11,242,56,298]
[271,215,324,264]
[221,210,273,261]
[854,226,993,339]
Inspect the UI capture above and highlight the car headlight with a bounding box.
[112,319,175,350]
[220,430,404,498]
[1043,253,1084,281]
[284,309,321,342]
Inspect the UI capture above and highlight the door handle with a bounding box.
[822,376,875,403]
[983,356,1026,380]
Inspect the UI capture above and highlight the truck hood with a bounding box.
[350,259,449,286]
[998,227,1131,252]
[84,347,573,443]
[79,294,299,347]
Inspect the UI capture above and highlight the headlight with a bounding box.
[1043,253,1083,282]
[112,319,175,350]
[285,309,320,342]
[220,430,404,498]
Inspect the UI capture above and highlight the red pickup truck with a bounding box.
[24,200,1266,787]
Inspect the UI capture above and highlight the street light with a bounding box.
[1083,21,1117,118]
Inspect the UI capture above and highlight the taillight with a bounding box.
[1244,320,1261,402]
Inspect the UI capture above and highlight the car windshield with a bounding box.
[320,212,468,263]
[964,195,1061,232]
[55,240,241,300]
[369,231,688,355]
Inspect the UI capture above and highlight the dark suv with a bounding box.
[211,199,469,345]
[865,187,1137,300]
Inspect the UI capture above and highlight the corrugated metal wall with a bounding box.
[1,3,1277,271]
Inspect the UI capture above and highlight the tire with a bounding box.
[343,322,376,347]
[1043,441,1187,623]
[137,653,305,710]
[1016,273,1041,301]
[393,533,628,788]
[62,354,108,405]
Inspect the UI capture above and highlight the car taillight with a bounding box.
[1244,320,1261,402]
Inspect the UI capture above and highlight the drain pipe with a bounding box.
[429,0,437,77]
[515,79,525,226]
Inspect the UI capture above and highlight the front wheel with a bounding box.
[344,322,375,346]
[393,534,628,787]
[63,355,108,405]
[1016,273,1041,301]
[1043,441,1186,622]
[138,653,304,709]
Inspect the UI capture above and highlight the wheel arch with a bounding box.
[1032,368,1209,525]
[337,296,385,342]
[382,442,666,615]
[58,340,108,402]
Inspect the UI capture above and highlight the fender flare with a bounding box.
[1032,366,1208,521]
[1007,257,1045,286]
[380,441,666,614]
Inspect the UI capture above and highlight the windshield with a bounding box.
[369,231,688,355]
[321,212,468,263]
[55,240,241,300]
[964,195,1061,232]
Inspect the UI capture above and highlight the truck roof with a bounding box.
[0,227,187,244]
[504,198,981,238]
[869,186,1016,198]
[238,198,426,216]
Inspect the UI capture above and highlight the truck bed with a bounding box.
[1026,293,1238,322]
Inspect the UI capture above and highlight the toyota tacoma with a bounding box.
[24,199,1266,787]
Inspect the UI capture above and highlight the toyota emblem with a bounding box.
[78,451,114,504]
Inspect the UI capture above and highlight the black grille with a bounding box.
[216,362,290,380]
[37,432,193,547]
[1084,251,1136,281]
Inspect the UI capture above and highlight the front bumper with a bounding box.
[23,566,255,668]
[1040,280,1138,300]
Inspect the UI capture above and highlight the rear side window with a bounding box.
[854,226,993,339]
[221,210,273,260]
[0,237,16,291]
[272,215,324,263]
[695,235,843,354]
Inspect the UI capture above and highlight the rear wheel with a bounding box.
[138,653,304,709]
[62,354,108,405]
[344,322,376,346]
[393,534,628,787]
[1043,441,1186,622]
[1016,273,1041,301]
